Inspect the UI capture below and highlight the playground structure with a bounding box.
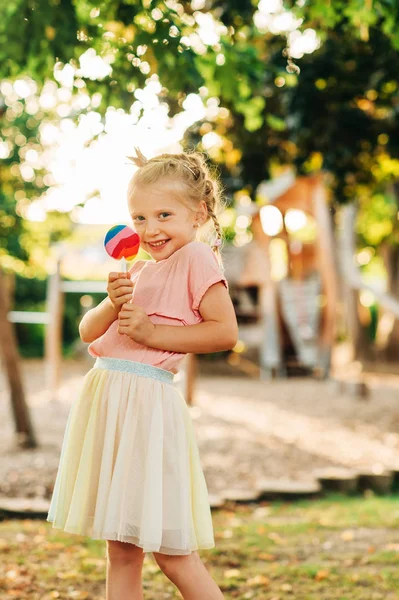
[224,173,338,378]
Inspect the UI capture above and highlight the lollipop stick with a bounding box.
[121,257,127,273]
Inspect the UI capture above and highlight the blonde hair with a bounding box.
[127,148,224,255]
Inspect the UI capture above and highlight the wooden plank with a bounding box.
[7,311,50,325]
[61,280,107,293]
[257,478,321,500]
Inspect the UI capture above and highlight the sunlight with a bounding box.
[21,75,207,224]
[284,208,308,233]
[79,49,113,80]
[260,205,284,236]
[254,1,320,60]
[194,11,227,46]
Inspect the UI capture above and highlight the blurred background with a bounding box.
[2,0,399,543]
[4,2,399,598]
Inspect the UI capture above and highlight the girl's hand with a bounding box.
[118,303,156,345]
[107,272,134,313]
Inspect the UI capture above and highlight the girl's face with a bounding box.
[128,183,207,261]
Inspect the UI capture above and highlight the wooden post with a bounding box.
[258,238,284,378]
[45,259,64,401]
[312,175,338,376]
[341,204,374,361]
[259,282,284,378]
[0,268,37,448]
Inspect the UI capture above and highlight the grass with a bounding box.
[1,494,399,599]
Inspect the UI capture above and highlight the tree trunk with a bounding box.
[0,268,37,448]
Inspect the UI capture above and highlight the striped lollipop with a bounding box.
[104,225,140,272]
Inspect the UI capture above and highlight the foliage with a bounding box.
[357,192,398,247]
[0,86,74,275]
[286,26,399,203]
[0,0,266,114]
[291,0,399,47]
[2,0,399,271]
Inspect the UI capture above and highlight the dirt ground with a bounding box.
[1,357,399,500]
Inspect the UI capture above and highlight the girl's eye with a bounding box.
[159,212,171,219]
[133,216,145,223]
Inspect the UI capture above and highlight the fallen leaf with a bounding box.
[385,543,399,551]
[5,569,18,580]
[57,570,79,579]
[268,532,286,545]
[82,558,106,568]
[0,538,10,552]
[221,529,233,538]
[343,558,355,567]
[247,574,270,587]
[256,526,266,534]
[224,568,241,578]
[42,542,65,551]
[341,530,354,541]
[315,569,330,581]
[258,552,276,561]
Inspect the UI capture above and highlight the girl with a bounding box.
[47,149,238,600]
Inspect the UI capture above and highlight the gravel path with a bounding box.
[1,358,399,499]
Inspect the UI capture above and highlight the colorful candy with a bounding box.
[104,225,140,270]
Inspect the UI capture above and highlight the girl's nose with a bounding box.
[145,220,160,236]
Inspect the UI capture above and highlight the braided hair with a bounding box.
[127,148,224,256]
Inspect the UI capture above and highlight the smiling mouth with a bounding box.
[147,239,170,248]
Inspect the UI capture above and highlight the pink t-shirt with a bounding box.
[88,241,228,373]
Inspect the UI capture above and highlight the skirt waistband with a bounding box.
[94,357,175,384]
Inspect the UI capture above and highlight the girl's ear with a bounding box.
[196,200,208,225]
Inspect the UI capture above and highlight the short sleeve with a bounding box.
[187,243,228,312]
[128,259,146,280]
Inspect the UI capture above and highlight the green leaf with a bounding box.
[266,114,287,131]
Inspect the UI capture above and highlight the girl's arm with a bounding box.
[118,282,238,353]
[79,297,119,343]
[149,282,237,353]
[80,272,133,343]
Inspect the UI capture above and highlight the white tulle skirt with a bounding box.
[47,357,215,555]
